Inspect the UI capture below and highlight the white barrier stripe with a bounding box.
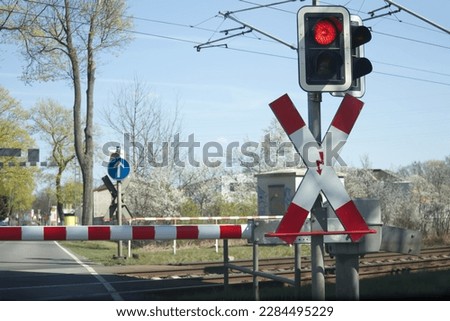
[198,225,220,239]
[67,226,88,240]
[22,226,44,240]
[110,225,132,240]
[241,224,252,239]
[154,225,177,240]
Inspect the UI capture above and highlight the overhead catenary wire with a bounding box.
[383,0,450,35]
[1,2,449,87]
[371,30,450,50]
[10,2,450,52]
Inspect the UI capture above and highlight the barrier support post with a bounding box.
[223,239,229,293]
[294,242,302,299]
[253,241,260,301]
[117,179,123,258]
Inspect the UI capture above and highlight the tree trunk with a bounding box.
[65,2,93,225]
[81,9,98,226]
[80,162,93,225]
[55,167,64,224]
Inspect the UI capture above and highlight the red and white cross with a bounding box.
[268,94,372,244]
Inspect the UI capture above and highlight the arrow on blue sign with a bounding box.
[107,157,130,181]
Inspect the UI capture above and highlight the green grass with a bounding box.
[61,240,310,266]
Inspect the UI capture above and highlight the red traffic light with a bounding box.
[298,6,352,92]
[313,18,342,45]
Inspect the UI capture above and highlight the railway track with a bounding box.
[115,246,450,286]
[1,245,447,300]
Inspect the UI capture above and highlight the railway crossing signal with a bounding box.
[267,93,373,244]
[298,6,352,92]
[298,6,372,94]
[333,15,373,98]
[351,22,372,81]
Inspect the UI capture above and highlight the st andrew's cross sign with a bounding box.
[267,94,374,244]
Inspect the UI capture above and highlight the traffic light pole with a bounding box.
[308,0,325,302]
[307,92,326,300]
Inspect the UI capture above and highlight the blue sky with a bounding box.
[1,0,449,175]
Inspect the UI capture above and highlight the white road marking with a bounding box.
[55,241,123,301]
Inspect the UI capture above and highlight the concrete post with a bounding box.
[335,254,360,300]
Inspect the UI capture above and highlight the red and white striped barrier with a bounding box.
[0,224,251,241]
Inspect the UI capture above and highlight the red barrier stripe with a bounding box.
[330,94,364,135]
[44,226,66,240]
[334,200,369,242]
[269,94,306,136]
[88,226,110,240]
[132,226,155,240]
[177,226,199,239]
[0,227,21,240]
[275,203,310,244]
[219,225,242,239]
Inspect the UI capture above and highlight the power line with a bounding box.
[373,71,450,87]
[133,16,218,34]
[238,0,298,14]
[9,2,450,52]
[129,29,198,45]
[205,44,450,86]
[373,60,450,78]
[372,30,450,50]
[2,3,450,87]
[383,0,450,35]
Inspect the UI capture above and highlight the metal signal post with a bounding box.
[308,91,325,300]
[309,0,326,302]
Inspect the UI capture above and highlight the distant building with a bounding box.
[370,169,412,194]
[93,184,111,224]
[256,168,345,216]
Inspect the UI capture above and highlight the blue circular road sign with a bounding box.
[107,157,130,181]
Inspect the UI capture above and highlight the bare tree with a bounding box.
[103,76,182,178]
[103,77,184,218]
[238,117,302,174]
[1,0,133,224]
[0,0,23,32]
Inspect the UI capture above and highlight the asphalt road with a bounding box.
[0,241,123,300]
